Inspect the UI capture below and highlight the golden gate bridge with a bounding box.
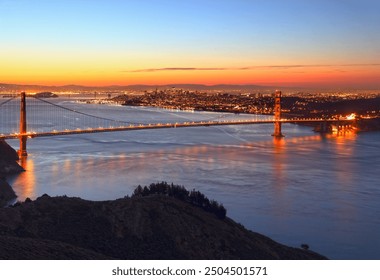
[0,91,354,157]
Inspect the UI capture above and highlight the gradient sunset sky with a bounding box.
[1,0,379,88]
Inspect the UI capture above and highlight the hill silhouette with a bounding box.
[0,191,326,260]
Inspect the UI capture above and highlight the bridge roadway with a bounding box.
[0,118,349,140]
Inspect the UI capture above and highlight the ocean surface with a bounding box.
[3,98,380,259]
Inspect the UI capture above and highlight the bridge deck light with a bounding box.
[346,113,356,120]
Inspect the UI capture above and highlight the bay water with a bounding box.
[4,99,380,259]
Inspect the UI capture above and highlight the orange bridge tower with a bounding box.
[18,91,28,157]
[272,90,284,138]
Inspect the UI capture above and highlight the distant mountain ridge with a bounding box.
[2,82,378,93]
[3,82,374,93]
[0,82,279,92]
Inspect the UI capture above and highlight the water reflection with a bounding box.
[272,137,286,190]
[330,131,357,187]
[9,132,360,203]
[12,157,36,200]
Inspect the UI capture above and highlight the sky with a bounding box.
[1,0,380,88]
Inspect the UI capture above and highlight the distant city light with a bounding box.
[346,113,356,120]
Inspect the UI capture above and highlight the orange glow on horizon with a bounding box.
[1,63,380,88]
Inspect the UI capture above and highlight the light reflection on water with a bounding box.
[4,103,380,260]
[11,156,36,200]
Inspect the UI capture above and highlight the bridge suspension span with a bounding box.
[0,91,352,157]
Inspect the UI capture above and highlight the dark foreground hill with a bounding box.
[0,194,326,260]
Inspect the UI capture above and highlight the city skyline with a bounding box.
[1,0,380,88]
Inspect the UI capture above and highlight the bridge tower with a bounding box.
[272,90,284,138]
[18,92,28,157]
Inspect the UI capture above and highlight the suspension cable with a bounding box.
[0,96,17,107]
[30,96,238,129]
[32,96,146,125]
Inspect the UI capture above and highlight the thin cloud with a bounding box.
[125,63,380,73]
[129,67,230,72]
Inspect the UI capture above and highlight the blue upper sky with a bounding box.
[1,0,379,87]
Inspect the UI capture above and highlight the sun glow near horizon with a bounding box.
[3,64,380,89]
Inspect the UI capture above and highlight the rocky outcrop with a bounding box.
[0,140,22,206]
[0,140,23,177]
[0,194,327,260]
[0,180,16,207]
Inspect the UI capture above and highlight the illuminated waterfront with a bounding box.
[4,101,380,260]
